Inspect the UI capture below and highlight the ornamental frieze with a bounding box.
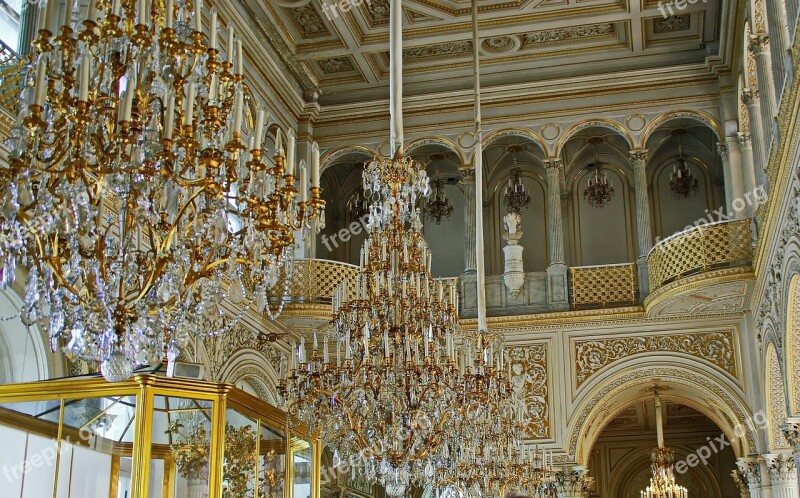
[575,331,736,387]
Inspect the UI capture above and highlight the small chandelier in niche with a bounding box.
[503,145,532,214]
[347,164,371,221]
[583,137,615,208]
[424,153,455,224]
[669,129,699,199]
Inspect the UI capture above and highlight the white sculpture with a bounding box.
[503,212,525,298]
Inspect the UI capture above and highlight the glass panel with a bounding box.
[292,438,313,498]
[61,396,137,498]
[259,422,286,498]
[152,396,213,498]
[0,400,63,498]
[223,409,258,497]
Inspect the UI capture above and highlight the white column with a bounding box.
[720,137,748,219]
[766,0,792,100]
[461,167,476,273]
[750,35,779,149]
[544,159,565,267]
[555,466,589,498]
[739,457,767,498]
[738,133,758,217]
[764,453,799,498]
[782,420,800,488]
[630,150,652,258]
[743,88,769,172]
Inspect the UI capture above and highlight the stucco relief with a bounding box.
[507,343,550,438]
[574,331,736,387]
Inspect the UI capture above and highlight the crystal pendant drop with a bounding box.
[100,351,135,383]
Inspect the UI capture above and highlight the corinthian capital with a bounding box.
[741,88,760,105]
[717,142,730,159]
[459,167,476,183]
[782,420,800,452]
[544,158,563,174]
[763,453,797,485]
[629,149,649,169]
[737,457,762,487]
[749,34,770,54]
[555,466,589,495]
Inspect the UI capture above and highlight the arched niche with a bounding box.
[567,363,755,467]
[482,134,548,275]
[644,121,725,242]
[587,400,737,498]
[316,148,374,264]
[562,129,635,266]
[408,142,466,278]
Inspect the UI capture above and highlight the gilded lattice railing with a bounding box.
[0,40,24,116]
[648,219,754,291]
[284,259,359,303]
[570,263,637,309]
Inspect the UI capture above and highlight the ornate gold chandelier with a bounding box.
[0,0,323,381]
[641,386,688,498]
[281,152,463,496]
[583,137,614,208]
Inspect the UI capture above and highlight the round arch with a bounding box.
[483,128,549,157]
[556,119,634,156]
[567,363,755,465]
[405,136,466,166]
[219,352,280,405]
[320,145,378,172]
[641,111,723,148]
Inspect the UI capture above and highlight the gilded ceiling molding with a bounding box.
[554,118,635,156]
[574,330,738,388]
[566,366,756,464]
[640,109,723,149]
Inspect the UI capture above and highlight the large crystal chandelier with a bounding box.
[0,0,323,380]
[281,152,462,495]
[669,129,698,199]
[503,146,531,214]
[641,386,688,498]
[583,137,614,208]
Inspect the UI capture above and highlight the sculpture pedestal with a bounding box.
[503,241,525,298]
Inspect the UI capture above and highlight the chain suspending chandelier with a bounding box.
[424,154,454,224]
[0,0,323,381]
[669,129,698,199]
[641,386,688,498]
[583,137,615,208]
[503,145,531,215]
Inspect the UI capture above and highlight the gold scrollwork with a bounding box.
[574,330,737,387]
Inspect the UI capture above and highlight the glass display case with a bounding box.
[0,374,319,498]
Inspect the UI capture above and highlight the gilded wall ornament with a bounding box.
[574,331,737,387]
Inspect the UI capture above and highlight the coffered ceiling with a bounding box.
[244,0,722,105]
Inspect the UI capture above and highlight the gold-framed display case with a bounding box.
[0,374,320,498]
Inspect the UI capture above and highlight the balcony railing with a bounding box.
[283,258,360,303]
[648,219,754,292]
[569,263,637,309]
[0,40,24,116]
